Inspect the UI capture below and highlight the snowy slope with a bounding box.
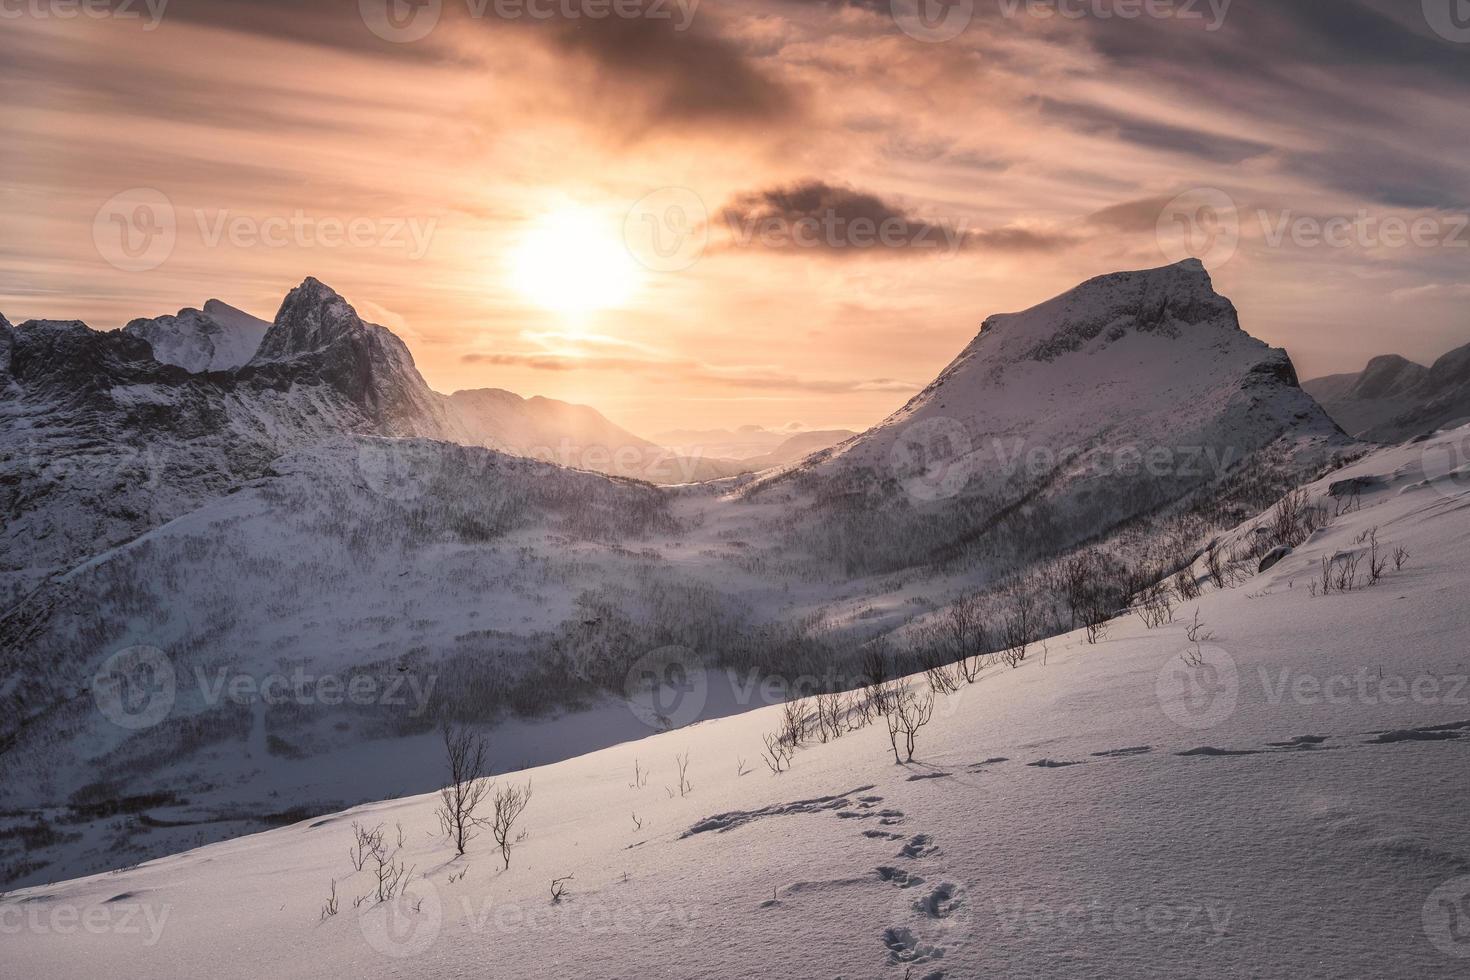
[5,426,1468,979]
[122,300,271,373]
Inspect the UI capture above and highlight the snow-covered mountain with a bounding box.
[1304,342,1470,441]
[123,300,271,373]
[741,259,1349,576]
[0,279,465,600]
[0,261,1361,890]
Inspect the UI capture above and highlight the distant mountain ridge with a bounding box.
[1304,341,1470,441]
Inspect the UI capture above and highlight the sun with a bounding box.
[510,208,642,316]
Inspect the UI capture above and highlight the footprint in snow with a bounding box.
[911,882,965,920]
[1090,745,1152,758]
[1176,746,1263,757]
[899,834,938,859]
[876,866,926,889]
[882,926,944,965]
[1264,735,1330,750]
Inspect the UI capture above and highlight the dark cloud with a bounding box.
[719,180,1074,257]
[545,12,797,128]
[158,0,795,131]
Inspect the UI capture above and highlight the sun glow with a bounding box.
[510,208,642,316]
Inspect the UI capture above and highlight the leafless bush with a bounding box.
[1393,546,1410,571]
[436,723,491,856]
[923,659,961,696]
[815,692,846,742]
[1174,568,1201,601]
[1133,581,1175,630]
[1182,608,1215,667]
[861,644,891,713]
[491,779,533,869]
[761,731,792,773]
[997,583,1039,668]
[884,689,935,764]
[674,751,693,797]
[1334,551,1362,592]
[350,821,385,872]
[320,879,339,920]
[374,849,414,903]
[780,698,808,747]
[628,759,648,789]
[1204,547,1226,590]
[551,874,573,903]
[1364,528,1388,585]
[936,594,987,683]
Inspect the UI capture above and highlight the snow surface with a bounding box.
[6,428,1470,978]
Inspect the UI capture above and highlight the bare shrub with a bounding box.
[761,731,792,773]
[1204,547,1226,590]
[320,879,339,920]
[551,874,573,903]
[674,751,692,797]
[1173,568,1201,601]
[884,689,935,764]
[1393,546,1410,571]
[373,848,414,903]
[1364,528,1388,585]
[491,779,534,869]
[815,692,846,742]
[436,723,491,856]
[1133,581,1175,630]
[350,821,385,872]
[780,698,808,747]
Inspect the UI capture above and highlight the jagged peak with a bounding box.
[965,258,1235,367]
[252,277,365,363]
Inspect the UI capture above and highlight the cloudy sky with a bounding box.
[3,0,1469,433]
